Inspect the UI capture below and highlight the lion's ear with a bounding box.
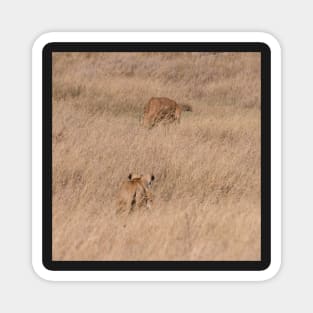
[151,175,155,181]
[128,173,132,180]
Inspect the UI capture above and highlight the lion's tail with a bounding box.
[180,103,193,112]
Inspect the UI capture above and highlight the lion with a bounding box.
[143,97,192,128]
[116,173,155,214]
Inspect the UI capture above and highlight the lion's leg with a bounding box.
[151,115,158,128]
[145,190,153,209]
[175,107,181,123]
[135,188,146,209]
[128,192,137,214]
[137,188,153,210]
[135,184,153,210]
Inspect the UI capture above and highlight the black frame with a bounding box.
[43,42,271,271]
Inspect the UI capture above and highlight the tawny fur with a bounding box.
[143,97,192,128]
[116,174,155,214]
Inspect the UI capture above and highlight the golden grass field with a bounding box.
[52,52,261,261]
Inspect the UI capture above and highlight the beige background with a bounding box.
[52,52,261,261]
[0,0,311,312]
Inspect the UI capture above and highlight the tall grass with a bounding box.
[52,52,261,260]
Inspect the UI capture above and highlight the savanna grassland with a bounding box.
[52,52,261,261]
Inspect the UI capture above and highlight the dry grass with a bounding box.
[52,52,261,261]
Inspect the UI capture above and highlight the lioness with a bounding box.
[116,173,155,214]
[143,97,192,128]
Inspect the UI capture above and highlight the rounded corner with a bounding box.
[260,258,271,271]
[32,32,56,54]
[32,259,55,282]
[258,258,282,282]
[257,32,282,54]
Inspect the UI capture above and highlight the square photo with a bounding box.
[38,40,273,273]
[53,50,261,260]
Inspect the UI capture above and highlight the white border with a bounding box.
[32,32,281,281]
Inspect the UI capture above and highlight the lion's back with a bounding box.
[143,97,179,127]
[117,180,136,205]
[145,97,178,113]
